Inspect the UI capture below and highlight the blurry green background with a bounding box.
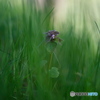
[0,0,100,100]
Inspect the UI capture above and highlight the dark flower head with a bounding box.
[45,30,61,42]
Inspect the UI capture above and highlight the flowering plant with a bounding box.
[45,30,62,42]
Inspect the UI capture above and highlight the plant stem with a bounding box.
[48,52,53,69]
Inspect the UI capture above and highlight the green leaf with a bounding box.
[40,60,47,67]
[49,67,59,78]
[46,42,57,52]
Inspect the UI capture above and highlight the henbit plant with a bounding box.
[44,30,61,78]
[0,0,100,100]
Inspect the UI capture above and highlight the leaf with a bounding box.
[46,42,57,52]
[40,60,47,67]
[49,67,59,78]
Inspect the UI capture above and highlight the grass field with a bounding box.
[0,0,100,100]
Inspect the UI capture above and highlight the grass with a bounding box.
[0,0,100,100]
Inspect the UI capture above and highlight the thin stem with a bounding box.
[47,52,53,91]
[48,52,53,69]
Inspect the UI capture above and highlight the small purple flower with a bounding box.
[45,30,61,42]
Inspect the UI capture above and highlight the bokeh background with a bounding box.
[0,0,100,100]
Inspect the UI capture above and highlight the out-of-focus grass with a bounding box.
[0,0,100,100]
